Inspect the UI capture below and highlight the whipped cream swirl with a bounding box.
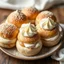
[40,17,57,30]
[20,23,37,37]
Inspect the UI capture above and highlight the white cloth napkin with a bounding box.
[0,0,64,10]
[0,0,64,64]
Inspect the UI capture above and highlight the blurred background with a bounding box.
[0,0,64,10]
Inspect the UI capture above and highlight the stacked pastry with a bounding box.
[36,11,62,46]
[0,7,62,56]
[0,23,18,48]
[16,23,42,56]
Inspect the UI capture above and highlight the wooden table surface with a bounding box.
[0,4,64,64]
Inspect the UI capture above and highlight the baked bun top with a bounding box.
[36,11,56,24]
[7,10,28,28]
[0,23,18,39]
[22,7,39,20]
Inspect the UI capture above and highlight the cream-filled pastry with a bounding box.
[16,23,42,56]
[0,23,18,48]
[36,17,58,38]
[22,7,39,24]
[41,26,62,46]
[6,10,28,28]
[36,11,56,25]
[36,11,61,47]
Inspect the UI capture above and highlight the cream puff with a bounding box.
[22,7,39,24]
[36,11,56,25]
[0,23,18,48]
[6,10,28,28]
[16,23,42,56]
[36,11,62,47]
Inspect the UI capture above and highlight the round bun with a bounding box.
[36,24,59,38]
[22,7,39,24]
[0,23,18,39]
[18,33,40,44]
[16,40,42,56]
[36,11,56,25]
[6,10,28,28]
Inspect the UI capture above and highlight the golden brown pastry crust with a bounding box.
[22,7,39,19]
[7,10,28,28]
[0,23,18,39]
[36,24,59,38]
[22,7,39,24]
[36,11,56,25]
[18,33,40,44]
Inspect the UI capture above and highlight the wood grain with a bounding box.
[0,4,64,64]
